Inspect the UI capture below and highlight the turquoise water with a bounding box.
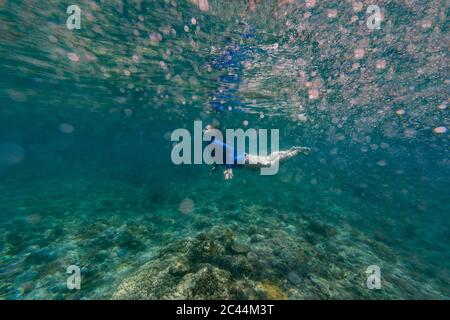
[0,0,449,299]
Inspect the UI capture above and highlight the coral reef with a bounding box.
[0,171,448,300]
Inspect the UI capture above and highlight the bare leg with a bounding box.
[270,146,310,164]
[245,146,310,169]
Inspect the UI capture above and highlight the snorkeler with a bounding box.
[204,124,310,180]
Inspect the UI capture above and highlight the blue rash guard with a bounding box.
[209,136,246,169]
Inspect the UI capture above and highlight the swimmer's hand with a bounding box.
[224,168,233,180]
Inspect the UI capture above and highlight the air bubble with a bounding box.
[0,143,26,166]
[59,123,75,134]
[179,198,194,214]
[433,126,447,134]
[67,52,79,62]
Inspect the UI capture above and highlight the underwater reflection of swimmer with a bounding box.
[204,124,310,180]
[209,23,254,113]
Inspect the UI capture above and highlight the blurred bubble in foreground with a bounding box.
[179,198,195,214]
[0,143,26,166]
